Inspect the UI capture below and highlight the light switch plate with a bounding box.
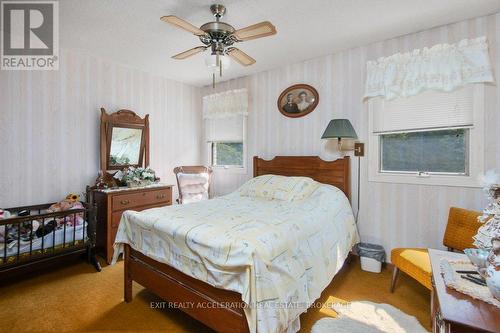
[354,142,365,157]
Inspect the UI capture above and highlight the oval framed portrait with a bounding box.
[277,84,319,118]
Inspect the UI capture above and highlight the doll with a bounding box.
[0,209,11,242]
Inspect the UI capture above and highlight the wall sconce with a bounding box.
[321,119,358,151]
[322,119,364,222]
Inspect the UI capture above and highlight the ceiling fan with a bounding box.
[161,4,277,87]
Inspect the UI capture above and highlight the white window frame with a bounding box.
[368,84,484,187]
[206,117,247,174]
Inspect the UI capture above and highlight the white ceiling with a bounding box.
[60,0,500,87]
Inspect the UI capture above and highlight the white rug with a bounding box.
[311,301,428,333]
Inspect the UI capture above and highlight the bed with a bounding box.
[113,156,358,333]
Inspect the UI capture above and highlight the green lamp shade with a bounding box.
[321,119,358,139]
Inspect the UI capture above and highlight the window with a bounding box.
[205,115,246,170]
[203,89,248,172]
[368,84,484,187]
[211,142,244,167]
[380,129,468,175]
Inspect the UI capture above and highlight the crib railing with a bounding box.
[0,202,100,274]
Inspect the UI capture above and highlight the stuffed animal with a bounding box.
[47,195,85,227]
[0,209,11,220]
[66,193,80,202]
[48,196,80,212]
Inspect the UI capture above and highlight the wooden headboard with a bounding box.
[253,156,351,201]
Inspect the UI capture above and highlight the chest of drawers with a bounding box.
[92,185,173,264]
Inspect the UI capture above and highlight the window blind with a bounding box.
[372,85,474,134]
[205,115,244,142]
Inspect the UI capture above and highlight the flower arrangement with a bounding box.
[473,170,500,250]
[109,155,130,165]
[114,166,157,188]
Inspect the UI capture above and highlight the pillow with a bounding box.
[177,172,210,204]
[182,192,208,204]
[239,175,319,202]
[177,173,209,186]
[181,183,208,195]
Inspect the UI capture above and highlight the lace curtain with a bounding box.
[203,88,248,119]
[364,37,494,100]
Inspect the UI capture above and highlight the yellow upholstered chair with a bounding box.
[390,207,482,292]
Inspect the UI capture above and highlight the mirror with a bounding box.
[109,127,143,166]
[100,108,149,172]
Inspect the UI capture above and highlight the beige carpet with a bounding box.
[0,257,430,332]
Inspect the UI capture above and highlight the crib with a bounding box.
[0,202,101,276]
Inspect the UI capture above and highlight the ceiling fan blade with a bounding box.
[160,15,206,36]
[172,46,207,60]
[227,47,256,66]
[232,21,276,41]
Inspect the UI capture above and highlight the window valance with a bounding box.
[364,37,494,100]
[202,88,248,119]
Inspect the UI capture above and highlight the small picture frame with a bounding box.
[277,84,319,118]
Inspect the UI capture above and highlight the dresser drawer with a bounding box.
[151,189,171,203]
[112,188,171,211]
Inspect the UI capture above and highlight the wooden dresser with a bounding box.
[92,185,173,264]
[429,249,500,333]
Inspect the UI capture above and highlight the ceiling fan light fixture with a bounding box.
[161,3,277,87]
[204,53,230,73]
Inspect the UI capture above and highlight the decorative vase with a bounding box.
[486,266,500,301]
[126,181,142,188]
[485,237,500,301]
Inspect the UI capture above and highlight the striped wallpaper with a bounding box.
[1,13,498,256]
[0,49,201,207]
[201,13,500,254]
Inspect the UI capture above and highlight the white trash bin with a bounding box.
[360,256,382,273]
[356,243,386,273]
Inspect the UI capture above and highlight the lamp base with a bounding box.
[337,138,347,157]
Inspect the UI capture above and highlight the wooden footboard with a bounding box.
[124,244,249,333]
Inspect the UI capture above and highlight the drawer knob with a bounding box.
[120,200,130,205]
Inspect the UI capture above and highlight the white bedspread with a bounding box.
[113,184,358,333]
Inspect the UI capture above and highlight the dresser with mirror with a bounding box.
[90,108,173,264]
